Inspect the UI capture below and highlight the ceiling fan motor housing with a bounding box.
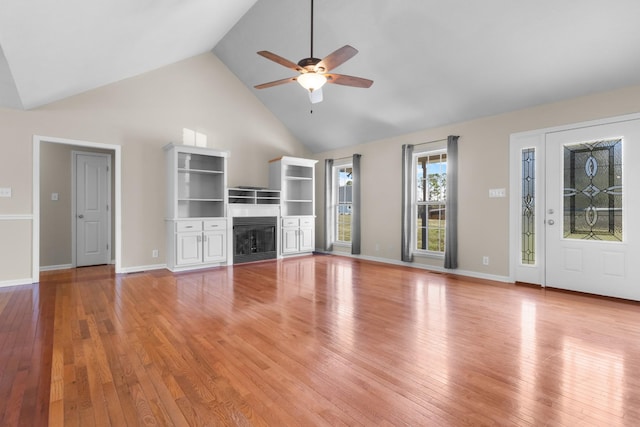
[298,57,324,72]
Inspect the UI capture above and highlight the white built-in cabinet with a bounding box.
[281,217,315,254]
[269,156,318,256]
[164,143,228,271]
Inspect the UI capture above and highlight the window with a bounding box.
[414,150,447,254]
[335,163,353,243]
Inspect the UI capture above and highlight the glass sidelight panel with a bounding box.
[521,148,535,264]
[563,139,623,241]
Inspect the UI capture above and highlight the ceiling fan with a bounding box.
[254,0,373,104]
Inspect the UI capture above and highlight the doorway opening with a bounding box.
[509,113,640,301]
[33,136,122,280]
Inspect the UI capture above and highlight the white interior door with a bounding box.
[545,119,640,300]
[76,153,110,267]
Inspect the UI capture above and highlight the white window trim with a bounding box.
[333,159,353,246]
[411,142,447,258]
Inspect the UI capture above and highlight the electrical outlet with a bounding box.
[482,256,489,265]
[152,249,159,258]
[0,187,11,198]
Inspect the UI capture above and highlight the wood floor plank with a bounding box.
[3,257,640,425]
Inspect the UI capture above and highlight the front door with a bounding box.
[544,119,640,300]
[76,152,110,267]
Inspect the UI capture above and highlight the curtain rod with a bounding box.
[330,154,360,161]
[412,137,447,147]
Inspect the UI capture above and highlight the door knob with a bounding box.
[548,219,555,225]
[78,214,84,218]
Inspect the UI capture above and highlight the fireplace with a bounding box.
[233,216,277,264]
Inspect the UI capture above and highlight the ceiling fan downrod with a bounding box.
[297,0,322,71]
[310,0,314,59]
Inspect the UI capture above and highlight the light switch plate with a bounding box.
[489,188,506,198]
[0,187,11,198]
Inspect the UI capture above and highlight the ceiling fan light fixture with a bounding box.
[254,0,372,101]
[297,72,327,92]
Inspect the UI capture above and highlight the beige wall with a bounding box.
[3,48,640,284]
[313,85,640,279]
[0,52,308,283]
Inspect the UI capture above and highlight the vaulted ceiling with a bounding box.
[0,0,257,110]
[3,0,640,153]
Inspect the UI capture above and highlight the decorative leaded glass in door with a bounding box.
[521,148,535,264]
[563,139,622,241]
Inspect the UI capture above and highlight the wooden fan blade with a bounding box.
[257,51,304,72]
[254,77,297,89]
[316,45,358,72]
[325,73,373,88]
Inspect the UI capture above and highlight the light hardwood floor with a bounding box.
[1,255,640,426]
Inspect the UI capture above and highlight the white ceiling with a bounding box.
[2,0,640,153]
[0,0,257,109]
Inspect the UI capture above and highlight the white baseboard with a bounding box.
[2,256,512,289]
[0,277,35,288]
[117,263,167,274]
[317,251,513,284]
[40,264,73,272]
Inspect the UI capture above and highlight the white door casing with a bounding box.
[509,133,545,285]
[510,114,640,301]
[33,136,121,280]
[75,152,111,267]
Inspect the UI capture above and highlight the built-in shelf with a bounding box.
[269,156,318,254]
[166,144,228,220]
[228,188,280,205]
[164,143,229,271]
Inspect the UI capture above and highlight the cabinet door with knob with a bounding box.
[169,219,227,270]
[282,226,300,254]
[281,217,315,255]
[298,217,315,252]
[176,231,203,265]
[203,220,226,263]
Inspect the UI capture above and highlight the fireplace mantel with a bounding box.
[228,204,280,218]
